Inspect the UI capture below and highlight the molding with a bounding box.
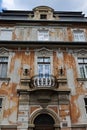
[77,78,87,81]
[35,47,53,52]
[71,123,87,128]
[0,125,17,128]
[74,49,87,56]
[0,47,11,55]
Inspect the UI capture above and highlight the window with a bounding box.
[78,58,87,78]
[40,14,47,19]
[0,57,8,78]
[84,98,87,113]
[0,97,4,122]
[73,30,85,41]
[0,30,12,40]
[38,30,49,41]
[0,98,2,109]
[37,57,51,77]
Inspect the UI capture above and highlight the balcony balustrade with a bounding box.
[30,75,57,88]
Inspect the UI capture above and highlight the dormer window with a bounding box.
[33,6,54,20]
[40,14,47,19]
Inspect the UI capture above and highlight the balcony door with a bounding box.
[37,57,51,77]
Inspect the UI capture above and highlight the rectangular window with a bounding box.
[37,57,51,77]
[38,30,49,41]
[0,98,2,109]
[0,57,8,78]
[73,30,85,41]
[84,98,87,113]
[0,30,12,40]
[40,14,47,19]
[78,58,87,78]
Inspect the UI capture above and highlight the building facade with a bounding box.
[0,5,87,130]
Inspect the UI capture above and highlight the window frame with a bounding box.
[35,50,53,76]
[40,14,47,19]
[0,56,8,78]
[37,57,51,77]
[0,28,13,40]
[78,58,87,79]
[73,29,85,42]
[38,30,49,41]
[0,96,5,122]
[84,98,87,114]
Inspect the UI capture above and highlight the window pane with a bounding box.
[78,58,83,63]
[0,57,8,77]
[40,14,47,19]
[38,65,43,75]
[84,59,87,63]
[2,63,7,77]
[44,57,50,62]
[45,64,51,77]
[79,65,85,78]
[38,57,44,62]
[38,57,50,63]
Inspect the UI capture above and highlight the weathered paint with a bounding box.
[0,20,87,130]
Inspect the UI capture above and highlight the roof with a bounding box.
[0,6,87,23]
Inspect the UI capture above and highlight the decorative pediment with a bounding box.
[74,49,87,56]
[0,47,11,55]
[33,6,54,12]
[35,47,53,56]
[33,6,54,20]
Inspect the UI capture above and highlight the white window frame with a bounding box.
[38,30,49,41]
[35,50,53,75]
[37,57,51,77]
[78,58,87,78]
[0,57,8,78]
[35,53,53,87]
[73,30,85,42]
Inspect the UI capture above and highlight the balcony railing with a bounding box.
[30,75,57,88]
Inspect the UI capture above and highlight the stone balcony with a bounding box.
[17,74,70,106]
[29,75,58,88]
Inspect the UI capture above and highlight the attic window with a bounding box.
[40,14,47,19]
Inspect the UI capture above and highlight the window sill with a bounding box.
[77,78,87,81]
[0,77,10,80]
[0,77,10,84]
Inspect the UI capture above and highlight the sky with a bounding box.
[0,0,87,16]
